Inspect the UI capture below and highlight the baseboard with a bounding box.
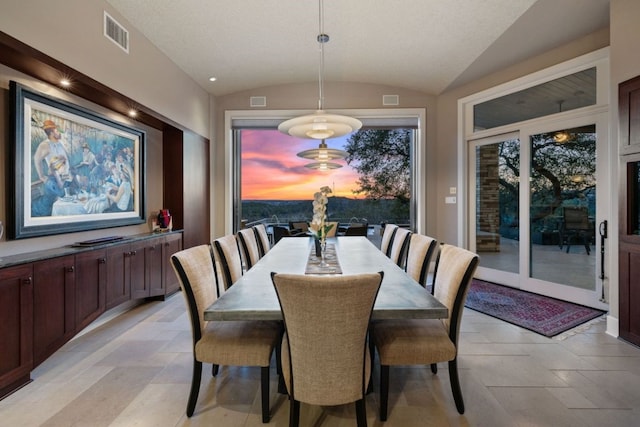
[606,314,619,338]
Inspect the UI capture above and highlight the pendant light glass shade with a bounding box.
[297,140,348,161]
[304,161,342,170]
[279,0,362,140]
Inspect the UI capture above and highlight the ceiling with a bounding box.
[105,0,609,98]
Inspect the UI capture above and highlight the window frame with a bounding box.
[224,108,426,234]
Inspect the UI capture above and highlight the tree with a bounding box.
[344,129,411,202]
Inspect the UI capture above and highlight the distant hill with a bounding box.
[241,196,409,225]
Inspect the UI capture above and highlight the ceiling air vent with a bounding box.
[250,96,267,108]
[382,95,399,106]
[104,12,129,53]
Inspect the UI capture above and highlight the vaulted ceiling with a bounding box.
[106,0,609,98]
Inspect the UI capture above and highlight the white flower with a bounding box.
[310,186,334,241]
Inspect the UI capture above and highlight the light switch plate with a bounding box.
[445,196,457,204]
[449,187,457,194]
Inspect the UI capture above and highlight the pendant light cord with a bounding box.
[317,0,327,111]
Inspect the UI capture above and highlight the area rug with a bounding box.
[464,279,606,337]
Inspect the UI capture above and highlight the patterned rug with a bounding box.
[464,279,606,337]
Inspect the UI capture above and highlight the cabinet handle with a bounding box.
[149,246,155,251]
[23,277,32,285]
[131,250,137,256]
[67,266,75,272]
[99,258,106,264]
[165,242,170,247]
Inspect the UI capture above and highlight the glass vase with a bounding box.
[320,239,328,267]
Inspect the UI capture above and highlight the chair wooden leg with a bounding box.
[379,365,389,421]
[448,359,465,414]
[212,364,219,376]
[186,359,202,417]
[289,399,300,427]
[367,337,375,394]
[261,366,270,423]
[431,363,438,374]
[356,398,368,427]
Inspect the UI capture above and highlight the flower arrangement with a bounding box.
[310,185,334,246]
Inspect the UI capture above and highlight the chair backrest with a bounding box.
[213,234,243,291]
[253,224,271,257]
[271,272,383,406]
[171,245,218,344]
[345,223,368,236]
[237,228,261,270]
[289,221,309,233]
[325,221,339,237]
[380,224,399,256]
[272,226,290,244]
[388,227,412,267]
[432,244,479,345]
[405,234,438,287]
[563,206,590,231]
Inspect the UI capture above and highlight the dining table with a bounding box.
[204,236,448,322]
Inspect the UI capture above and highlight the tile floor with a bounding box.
[1,292,639,426]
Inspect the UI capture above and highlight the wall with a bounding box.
[0,64,163,257]
[435,27,610,247]
[0,0,211,256]
[213,82,438,237]
[0,0,210,138]
[608,0,640,331]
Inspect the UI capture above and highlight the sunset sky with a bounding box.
[240,129,362,200]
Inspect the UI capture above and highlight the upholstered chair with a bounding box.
[271,272,384,427]
[324,221,339,237]
[253,224,271,257]
[405,234,438,287]
[371,244,479,420]
[237,227,261,270]
[388,227,412,268]
[379,224,399,256]
[213,234,243,292]
[345,223,368,236]
[171,245,282,422]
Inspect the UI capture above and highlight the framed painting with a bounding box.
[8,81,146,239]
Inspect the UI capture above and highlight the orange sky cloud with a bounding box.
[241,130,362,200]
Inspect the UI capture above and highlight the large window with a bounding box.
[233,128,415,234]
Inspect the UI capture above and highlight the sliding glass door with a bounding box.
[469,114,608,309]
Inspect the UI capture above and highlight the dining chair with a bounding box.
[379,224,399,256]
[345,223,368,236]
[325,221,339,237]
[237,227,261,270]
[388,227,412,268]
[271,272,384,427]
[213,234,243,292]
[370,244,479,420]
[253,223,271,257]
[405,234,438,287]
[288,221,309,233]
[171,245,282,422]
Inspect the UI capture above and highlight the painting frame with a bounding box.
[8,81,146,239]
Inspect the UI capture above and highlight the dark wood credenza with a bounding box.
[0,231,182,399]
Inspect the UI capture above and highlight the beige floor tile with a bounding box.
[2,292,640,426]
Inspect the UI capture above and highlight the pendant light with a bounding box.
[297,139,348,161]
[278,0,362,140]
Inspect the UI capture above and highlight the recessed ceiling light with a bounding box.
[128,109,138,117]
[60,79,71,87]
[208,77,217,82]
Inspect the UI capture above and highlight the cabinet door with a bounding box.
[75,249,106,331]
[146,237,164,297]
[106,244,130,309]
[129,240,148,300]
[0,264,33,399]
[33,256,76,366]
[163,233,183,295]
